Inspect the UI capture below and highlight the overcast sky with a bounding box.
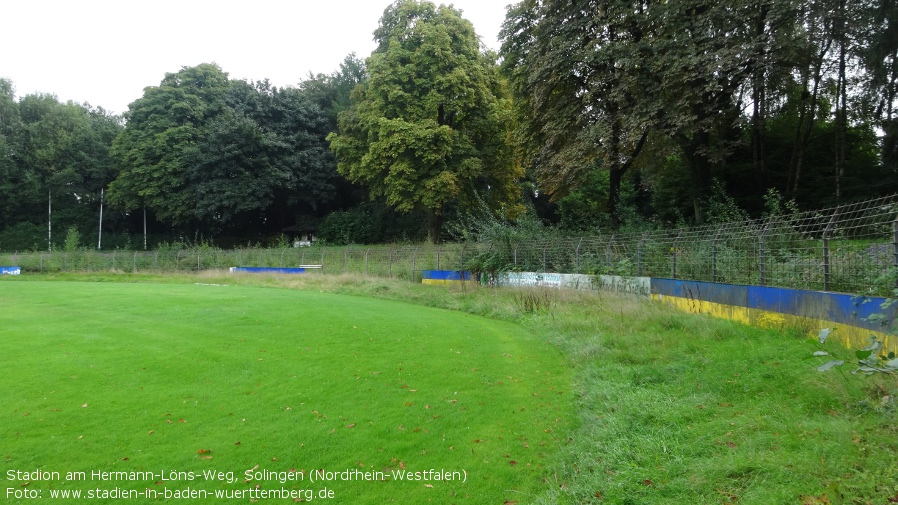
[1,0,512,116]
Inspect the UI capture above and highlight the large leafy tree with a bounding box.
[300,53,367,133]
[501,0,655,226]
[13,93,122,248]
[109,63,231,225]
[109,64,337,233]
[328,0,522,242]
[0,79,32,229]
[195,80,338,230]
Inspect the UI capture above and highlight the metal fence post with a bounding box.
[133,252,137,272]
[365,248,370,275]
[638,234,646,277]
[759,222,771,286]
[437,245,442,270]
[460,243,467,271]
[671,232,683,279]
[412,246,419,279]
[893,215,898,289]
[344,246,349,273]
[542,241,548,272]
[606,235,615,272]
[575,238,583,273]
[514,244,518,268]
[823,209,839,291]
[389,247,394,277]
[712,226,723,282]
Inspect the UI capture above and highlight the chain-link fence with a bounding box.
[4,194,898,296]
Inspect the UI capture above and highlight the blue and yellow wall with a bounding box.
[469,269,898,353]
[651,278,897,352]
[421,270,472,285]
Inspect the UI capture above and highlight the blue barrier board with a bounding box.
[421,270,471,281]
[229,267,305,274]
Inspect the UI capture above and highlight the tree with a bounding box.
[300,53,367,133]
[501,0,655,227]
[0,79,32,229]
[328,0,522,242]
[110,63,339,234]
[109,63,230,225]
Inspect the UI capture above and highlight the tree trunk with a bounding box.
[427,210,443,244]
[676,131,712,225]
[608,167,624,229]
[834,0,848,201]
[752,3,770,188]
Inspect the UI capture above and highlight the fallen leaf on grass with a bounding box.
[346,424,356,429]
[800,495,831,505]
[81,403,88,408]
[147,430,154,435]
[197,449,212,454]
[424,484,433,488]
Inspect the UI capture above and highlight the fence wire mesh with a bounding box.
[4,194,898,296]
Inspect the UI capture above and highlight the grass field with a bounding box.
[4,272,898,504]
[0,279,571,504]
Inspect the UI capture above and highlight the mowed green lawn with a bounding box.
[0,281,572,504]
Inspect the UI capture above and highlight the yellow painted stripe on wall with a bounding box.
[651,294,895,353]
[422,279,468,286]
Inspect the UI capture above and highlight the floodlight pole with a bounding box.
[47,190,52,251]
[97,188,104,250]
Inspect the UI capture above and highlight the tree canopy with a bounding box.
[2,0,898,250]
[108,64,338,234]
[328,0,522,242]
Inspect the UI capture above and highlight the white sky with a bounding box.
[0,0,512,116]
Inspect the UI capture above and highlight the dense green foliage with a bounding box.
[501,0,898,225]
[108,64,339,233]
[1,0,896,250]
[328,0,522,242]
